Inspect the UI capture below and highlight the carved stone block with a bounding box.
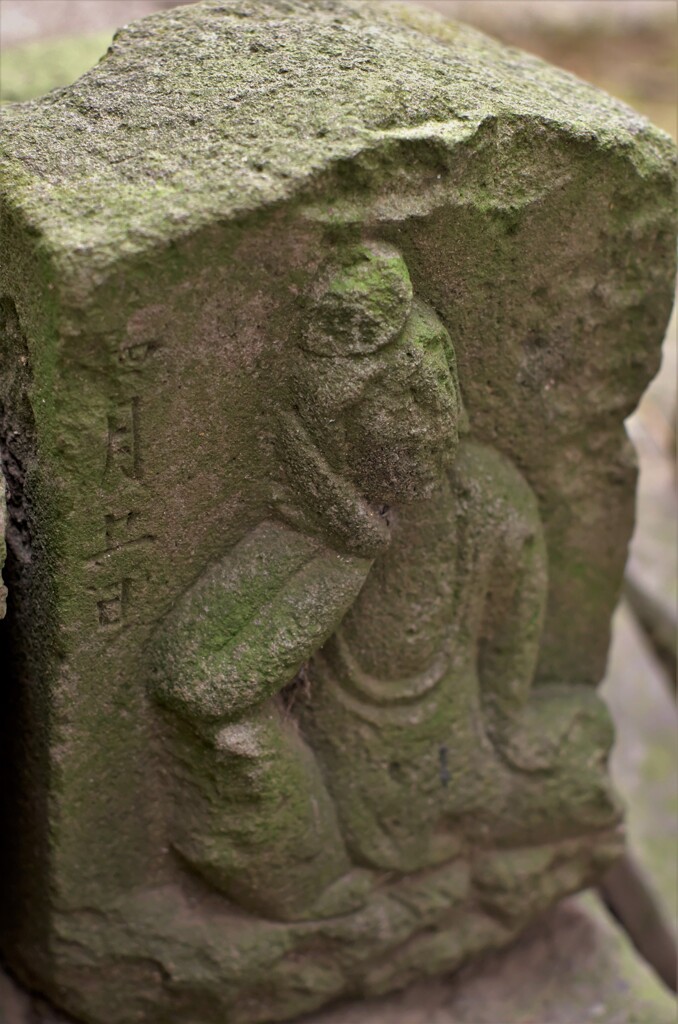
[0,2,675,1022]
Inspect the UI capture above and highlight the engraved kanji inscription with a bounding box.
[96,579,130,628]
[105,510,139,549]
[104,398,141,481]
[118,339,160,366]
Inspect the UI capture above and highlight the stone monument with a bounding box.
[0,2,675,1022]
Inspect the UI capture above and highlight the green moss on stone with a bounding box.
[0,3,676,1023]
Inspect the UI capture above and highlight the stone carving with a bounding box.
[150,242,620,929]
[0,2,675,1023]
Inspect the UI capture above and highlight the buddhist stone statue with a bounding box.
[0,2,675,1022]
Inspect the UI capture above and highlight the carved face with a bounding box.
[293,244,462,507]
[340,301,462,505]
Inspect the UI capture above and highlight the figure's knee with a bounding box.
[164,707,363,921]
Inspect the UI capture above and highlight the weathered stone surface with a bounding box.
[0,2,676,1023]
[2,894,676,1024]
[309,895,678,1024]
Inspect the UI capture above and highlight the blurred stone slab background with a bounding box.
[0,1,676,1022]
[1,0,675,46]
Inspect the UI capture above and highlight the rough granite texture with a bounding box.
[2,895,677,1024]
[0,2,676,1023]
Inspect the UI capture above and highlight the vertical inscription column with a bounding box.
[90,336,159,633]
[104,397,142,482]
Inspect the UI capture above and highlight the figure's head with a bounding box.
[291,243,463,506]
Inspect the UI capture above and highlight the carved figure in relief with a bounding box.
[150,244,619,922]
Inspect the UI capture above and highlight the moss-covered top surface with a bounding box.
[0,0,674,271]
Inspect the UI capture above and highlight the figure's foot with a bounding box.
[284,868,373,922]
[471,827,624,923]
[490,686,614,774]
[472,687,622,848]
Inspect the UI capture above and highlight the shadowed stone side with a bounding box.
[0,492,6,617]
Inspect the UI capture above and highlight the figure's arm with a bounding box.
[150,520,371,723]
[452,442,548,727]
